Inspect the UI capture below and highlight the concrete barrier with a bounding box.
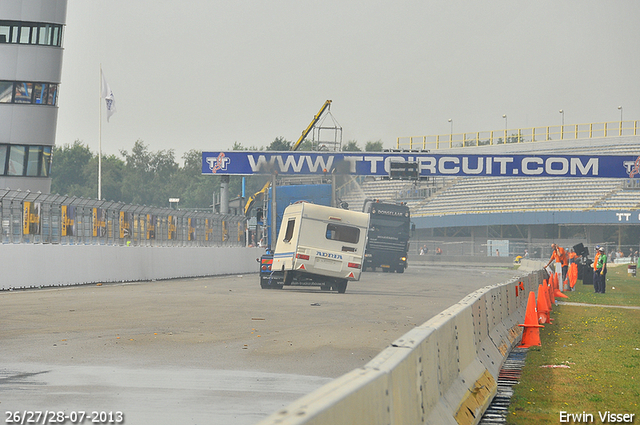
[0,244,265,290]
[257,267,544,425]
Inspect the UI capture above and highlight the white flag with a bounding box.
[101,71,117,122]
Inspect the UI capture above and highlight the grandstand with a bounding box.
[338,135,640,255]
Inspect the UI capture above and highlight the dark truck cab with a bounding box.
[362,199,411,273]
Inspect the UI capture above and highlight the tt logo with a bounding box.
[206,153,231,173]
[623,156,640,178]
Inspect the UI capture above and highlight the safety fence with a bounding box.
[257,263,544,425]
[397,120,639,150]
[0,189,246,247]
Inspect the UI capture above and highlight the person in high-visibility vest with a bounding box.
[567,248,580,290]
[593,245,601,291]
[545,243,568,284]
[595,246,608,294]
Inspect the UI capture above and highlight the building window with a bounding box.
[26,146,41,176]
[14,82,33,103]
[0,145,7,174]
[34,83,47,104]
[41,146,52,177]
[0,21,63,47]
[0,144,52,177]
[0,81,59,106]
[19,26,31,44]
[0,25,9,43]
[47,84,57,105]
[7,145,26,176]
[0,81,12,103]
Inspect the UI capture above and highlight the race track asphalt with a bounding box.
[0,263,523,425]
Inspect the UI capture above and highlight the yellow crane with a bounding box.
[244,100,332,216]
[291,99,332,151]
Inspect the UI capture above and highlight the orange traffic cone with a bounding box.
[548,277,556,305]
[555,282,568,299]
[537,283,552,324]
[551,273,568,299]
[519,291,544,347]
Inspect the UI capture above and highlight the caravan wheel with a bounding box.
[336,280,348,294]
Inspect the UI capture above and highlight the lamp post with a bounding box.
[502,114,507,143]
[559,109,564,139]
[448,118,453,137]
[618,106,623,135]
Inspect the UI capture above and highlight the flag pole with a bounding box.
[98,64,103,200]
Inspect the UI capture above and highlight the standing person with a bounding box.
[568,248,580,291]
[593,245,601,291]
[595,247,608,293]
[545,243,568,285]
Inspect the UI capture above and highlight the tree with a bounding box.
[98,154,125,201]
[50,141,94,197]
[296,140,313,151]
[82,154,125,201]
[168,149,219,209]
[342,140,362,152]
[365,140,384,151]
[120,140,179,206]
[266,137,292,151]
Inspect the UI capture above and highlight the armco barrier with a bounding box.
[257,261,544,425]
[0,244,265,290]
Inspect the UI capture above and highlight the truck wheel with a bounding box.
[260,277,271,289]
[261,277,283,289]
[396,267,405,274]
[336,280,348,294]
[284,271,293,286]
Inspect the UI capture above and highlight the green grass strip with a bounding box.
[507,265,640,424]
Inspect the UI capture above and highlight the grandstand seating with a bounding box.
[340,136,640,217]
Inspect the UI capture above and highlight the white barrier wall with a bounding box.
[0,245,265,290]
[257,262,544,425]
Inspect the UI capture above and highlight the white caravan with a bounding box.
[269,202,370,293]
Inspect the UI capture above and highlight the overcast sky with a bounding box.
[55,0,640,162]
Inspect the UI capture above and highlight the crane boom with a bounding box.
[290,100,332,151]
[244,100,333,216]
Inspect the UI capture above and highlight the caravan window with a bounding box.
[325,223,359,244]
[283,218,295,242]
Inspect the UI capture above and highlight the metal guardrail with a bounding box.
[0,189,246,247]
[397,120,639,150]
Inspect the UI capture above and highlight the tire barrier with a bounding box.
[257,262,544,425]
